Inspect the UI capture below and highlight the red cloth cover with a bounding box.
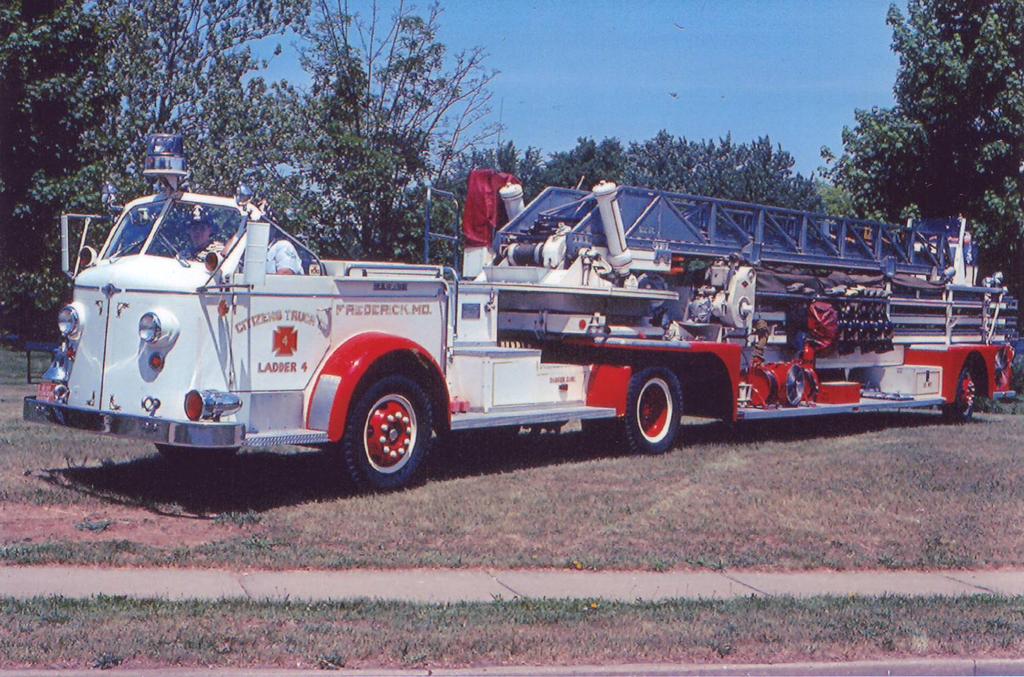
[807,300,839,356]
[462,169,520,247]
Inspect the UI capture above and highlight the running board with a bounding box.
[242,430,330,448]
[736,397,946,420]
[451,404,617,430]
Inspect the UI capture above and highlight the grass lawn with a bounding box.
[3,595,1024,670]
[2,345,1024,571]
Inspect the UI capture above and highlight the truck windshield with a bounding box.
[104,200,167,259]
[145,201,244,263]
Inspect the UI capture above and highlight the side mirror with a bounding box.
[77,246,97,273]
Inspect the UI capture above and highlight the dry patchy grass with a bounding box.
[2,346,1024,570]
[2,595,1024,670]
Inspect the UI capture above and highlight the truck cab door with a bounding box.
[230,279,332,430]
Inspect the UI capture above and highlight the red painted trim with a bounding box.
[586,364,632,416]
[311,332,448,442]
[568,339,742,421]
[904,345,1000,401]
[688,342,743,420]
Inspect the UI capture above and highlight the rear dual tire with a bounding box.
[942,366,976,423]
[624,367,684,455]
[583,368,684,455]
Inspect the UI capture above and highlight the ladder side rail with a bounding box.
[804,214,843,257]
[621,195,663,242]
[762,210,802,254]
[713,203,756,247]
[908,228,941,269]
[622,194,710,248]
[880,226,911,265]
[842,217,878,260]
[664,194,749,248]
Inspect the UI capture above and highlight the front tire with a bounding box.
[339,374,434,490]
[624,367,683,455]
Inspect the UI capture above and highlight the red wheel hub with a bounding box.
[959,373,976,409]
[364,396,416,471]
[638,379,671,441]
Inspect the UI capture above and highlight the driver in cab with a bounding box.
[187,207,224,262]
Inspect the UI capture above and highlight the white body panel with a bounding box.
[446,348,587,413]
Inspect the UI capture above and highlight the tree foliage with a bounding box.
[98,0,309,196]
[825,0,1024,290]
[627,131,821,211]
[293,0,497,261]
[0,0,113,336]
[536,137,628,192]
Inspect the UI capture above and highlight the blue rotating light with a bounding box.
[143,133,188,189]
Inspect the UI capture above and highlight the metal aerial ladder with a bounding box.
[497,185,962,277]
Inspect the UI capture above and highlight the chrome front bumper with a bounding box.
[23,397,245,448]
[994,390,1017,401]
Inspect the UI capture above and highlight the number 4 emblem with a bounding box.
[272,326,298,357]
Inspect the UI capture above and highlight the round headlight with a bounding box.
[138,312,163,343]
[57,305,80,339]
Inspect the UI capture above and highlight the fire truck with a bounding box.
[25,135,1018,490]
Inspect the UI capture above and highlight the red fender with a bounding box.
[307,332,448,442]
[586,364,633,415]
[905,345,999,401]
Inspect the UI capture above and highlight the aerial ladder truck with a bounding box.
[25,136,1018,489]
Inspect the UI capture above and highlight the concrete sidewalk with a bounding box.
[2,565,1023,602]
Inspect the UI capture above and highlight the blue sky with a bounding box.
[260,0,900,177]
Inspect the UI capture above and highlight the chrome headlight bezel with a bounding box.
[138,311,163,343]
[57,305,81,339]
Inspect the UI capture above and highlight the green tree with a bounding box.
[536,136,628,191]
[825,0,1024,290]
[294,0,496,261]
[0,0,114,339]
[626,131,821,211]
[97,0,308,197]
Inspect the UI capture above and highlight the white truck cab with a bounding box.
[27,135,463,489]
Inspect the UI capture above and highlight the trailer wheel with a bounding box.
[942,366,976,423]
[155,444,237,464]
[624,367,683,455]
[340,374,433,490]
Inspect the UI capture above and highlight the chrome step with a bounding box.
[242,429,330,448]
